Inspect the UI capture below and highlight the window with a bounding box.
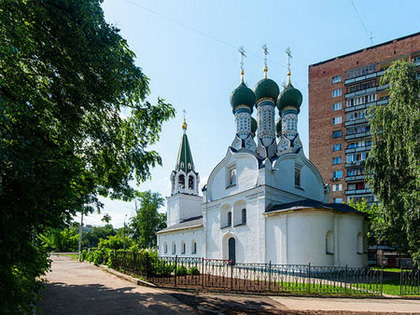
[332,75,342,84]
[347,167,364,176]
[294,168,301,187]
[332,170,343,179]
[172,243,176,255]
[181,242,186,254]
[332,89,342,98]
[332,130,342,138]
[164,243,167,254]
[227,211,232,226]
[178,175,185,189]
[333,198,343,203]
[192,241,197,254]
[326,231,334,254]
[332,116,342,125]
[332,102,342,111]
[332,184,342,192]
[332,157,342,165]
[228,167,236,186]
[241,208,247,225]
[346,64,376,79]
[188,175,194,190]
[332,144,342,152]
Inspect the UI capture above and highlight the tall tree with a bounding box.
[130,191,166,248]
[0,0,174,312]
[366,60,420,264]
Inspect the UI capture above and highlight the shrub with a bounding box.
[175,265,187,276]
[187,266,200,275]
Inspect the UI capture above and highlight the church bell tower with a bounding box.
[166,118,203,226]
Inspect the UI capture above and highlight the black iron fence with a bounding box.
[106,251,419,296]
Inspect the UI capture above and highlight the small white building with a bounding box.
[157,68,367,267]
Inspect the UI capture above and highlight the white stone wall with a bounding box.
[166,194,203,226]
[157,227,203,257]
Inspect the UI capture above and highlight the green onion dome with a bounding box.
[277,82,303,113]
[230,82,255,113]
[276,118,282,137]
[254,78,279,103]
[251,116,257,135]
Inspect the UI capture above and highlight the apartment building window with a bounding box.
[332,75,342,84]
[347,152,368,163]
[346,64,376,79]
[332,116,342,125]
[332,102,342,111]
[347,167,364,176]
[332,89,342,98]
[332,130,342,138]
[332,184,343,192]
[332,157,342,165]
[333,198,343,204]
[332,144,342,152]
[348,182,365,191]
[346,110,366,121]
[346,79,376,94]
[347,125,370,135]
[332,170,343,179]
[348,140,371,149]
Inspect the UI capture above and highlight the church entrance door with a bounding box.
[228,237,236,265]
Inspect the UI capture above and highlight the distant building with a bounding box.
[157,65,367,267]
[308,32,420,204]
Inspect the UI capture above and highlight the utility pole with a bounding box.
[123,214,127,250]
[78,212,84,261]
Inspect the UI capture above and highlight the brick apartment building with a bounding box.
[309,32,420,204]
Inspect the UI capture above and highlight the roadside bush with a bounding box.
[175,265,187,276]
[187,266,200,275]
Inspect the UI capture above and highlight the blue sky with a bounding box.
[77,0,420,227]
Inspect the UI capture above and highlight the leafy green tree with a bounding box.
[40,225,81,252]
[101,213,112,224]
[0,0,174,312]
[98,234,132,250]
[85,224,116,248]
[130,191,166,248]
[366,60,420,264]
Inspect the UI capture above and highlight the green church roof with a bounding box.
[230,82,255,111]
[277,82,303,113]
[254,78,280,102]
[176,133,195,173]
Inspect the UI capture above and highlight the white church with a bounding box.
[157,66,367,268]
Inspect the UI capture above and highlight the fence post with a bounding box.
[308,263,311,293]
[268,261,272,292]
[174,255,178,288]
[201,257,204,289]
[230,261,234,291]
[344,265,348,294]
[380,265,383,296]
[145,252,149,279]
[400,266,403,296]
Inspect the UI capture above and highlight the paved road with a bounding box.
[39,255,195,314]
[40,256,420,314]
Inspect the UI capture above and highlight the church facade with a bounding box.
[157,68,367,268]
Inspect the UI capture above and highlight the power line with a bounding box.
[350,0,373,45]
[121,0,295,71]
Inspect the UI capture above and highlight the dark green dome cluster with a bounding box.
[251,117,257,135]
[230,82,255,112]
[277,82,303,113]
[254,78,279,102]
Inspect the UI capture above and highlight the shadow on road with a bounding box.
[39,282,190,314]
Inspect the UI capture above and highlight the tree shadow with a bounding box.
[39,282,193,314]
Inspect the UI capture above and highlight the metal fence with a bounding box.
[400,268,420,295]
[109,252,399,296]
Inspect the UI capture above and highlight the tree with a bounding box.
[0,1,174,312]
[366,60,420,264]
[130,191,166,248]
[101,213,112,224]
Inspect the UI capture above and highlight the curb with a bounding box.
[99,265,157,288]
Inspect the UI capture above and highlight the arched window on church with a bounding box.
[178,175,185,189]
[164,243,167,254]
[241,208,246,225]
[192,241,197,254]
[227,211,232,227]
[172,242,176,255]
[181,241,186,254]
[357,233,363,254]
[326,230,334,254]
[188,175,194,190]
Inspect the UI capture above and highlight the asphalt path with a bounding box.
[39,255,420,314]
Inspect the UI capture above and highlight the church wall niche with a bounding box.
[233,200,246,226]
